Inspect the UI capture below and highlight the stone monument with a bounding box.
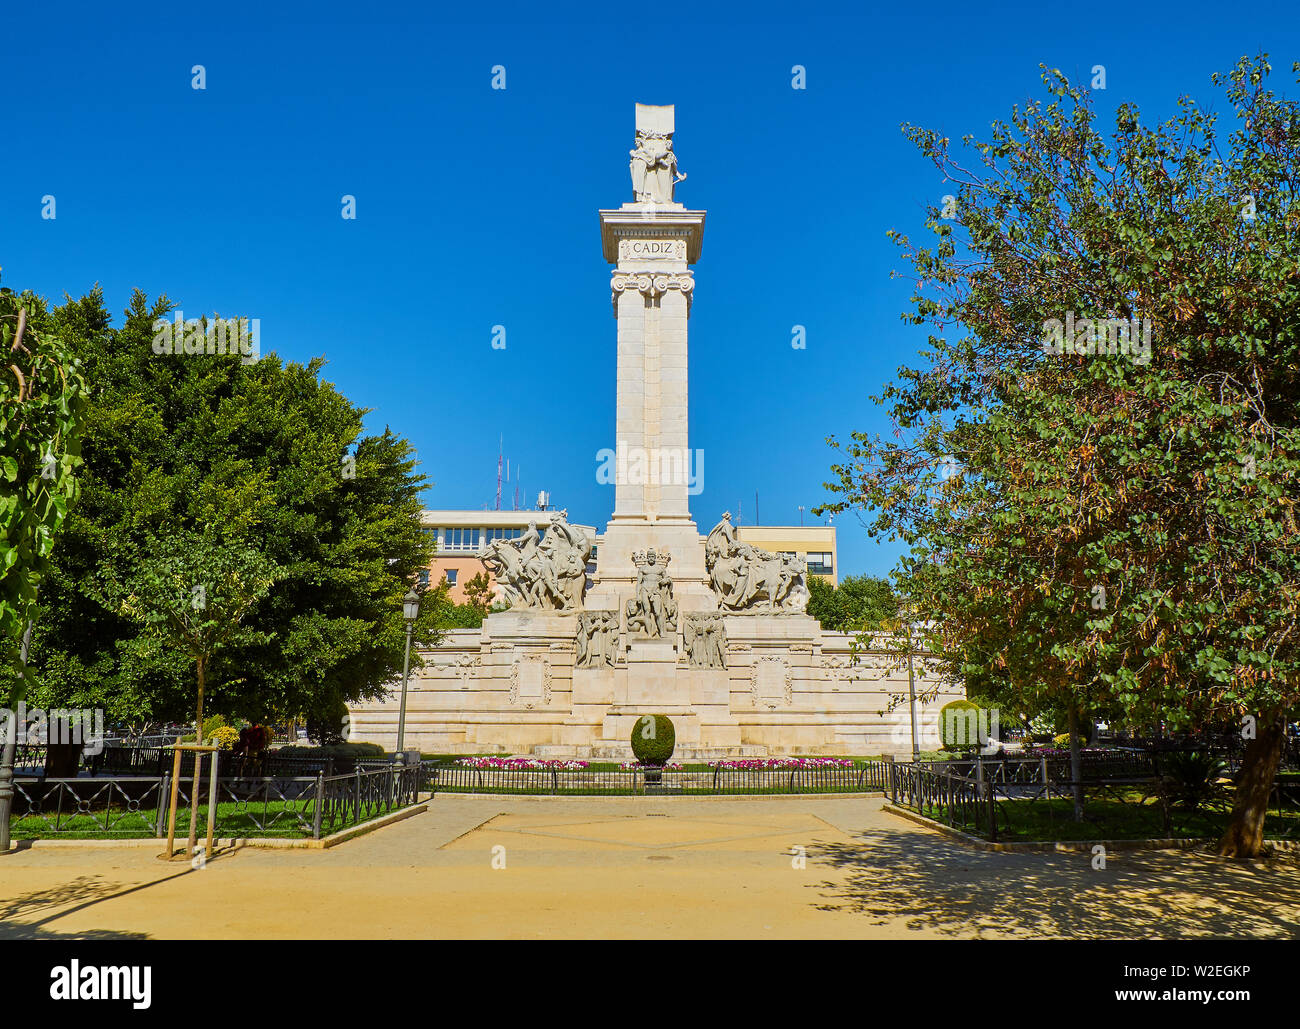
[348,105,964,758]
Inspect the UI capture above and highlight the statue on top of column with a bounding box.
[630,103,686,205]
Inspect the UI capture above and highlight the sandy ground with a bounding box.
[2,796,1298,939]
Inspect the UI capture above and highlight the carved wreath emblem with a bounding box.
[750,656,793,710]
[509,656,553,709]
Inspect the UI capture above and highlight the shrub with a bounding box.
[630,715,675,765]
[939,700,984,751]
[209,725,239,750]
[180,714,228,744]
[1158,751,1230,813]
[1051,732,1087,749]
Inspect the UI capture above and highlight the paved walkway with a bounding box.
[3,796,1298,939]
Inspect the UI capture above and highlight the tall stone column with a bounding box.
[590,104,711,611]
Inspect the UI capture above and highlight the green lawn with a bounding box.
[11,799,354,840]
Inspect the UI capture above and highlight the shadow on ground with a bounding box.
[806,826,1300,939]
[0,872,192,940]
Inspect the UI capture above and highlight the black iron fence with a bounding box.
[8,764,423,841]
[888,756,1168,841]
[927,751,1158,789]
[8,777,170,837]
[890,762,996,836]
[889,755,1299,842]
[422,761,891,795]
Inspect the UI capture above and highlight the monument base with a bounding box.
[349,607,963,761]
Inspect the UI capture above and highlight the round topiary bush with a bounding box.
[938,699,983,751]
[630,714,676,765]
[209,725,240,750]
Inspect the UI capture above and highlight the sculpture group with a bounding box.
[683,613,727,669]
[705,513,807,611]
[625,549,679,638]
[480,512,591,611]
[479,509,806,668]
[576,610,618,668]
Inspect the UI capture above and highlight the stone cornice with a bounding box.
[598,207,706,264]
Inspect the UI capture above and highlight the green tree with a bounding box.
[0,286,89,697]
[463,571,494,615]
[108,531,280,739]
[819,56,1300,854]
[109,531,279,854]
[2,287,439,727]
[805,574,898,633]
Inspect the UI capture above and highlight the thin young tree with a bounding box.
[113,532,280,857]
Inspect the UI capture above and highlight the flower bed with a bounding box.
[455,757,589,771]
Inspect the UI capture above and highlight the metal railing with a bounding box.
[7,777,169,837]
[890,762,1004,838]
[8,765,424,841]
[422,761,891,795]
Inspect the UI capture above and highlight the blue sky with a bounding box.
[2,1,1296,577]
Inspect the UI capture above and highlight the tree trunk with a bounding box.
[187,656,206,860]
[1218,715,1286,858]
[1068,705,1084,822]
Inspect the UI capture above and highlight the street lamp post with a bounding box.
[907,641,921,763]
[395,588,421,754]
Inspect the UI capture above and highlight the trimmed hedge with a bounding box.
[630,715,675,765]
[939,699,983,751]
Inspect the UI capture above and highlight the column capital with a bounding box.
[610,271,695,313]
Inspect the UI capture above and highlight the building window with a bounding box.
[444,568,458,586]
[483,528,521,545]
[442,528,481,552]
[806,552,833,576]
[418,568,430,588]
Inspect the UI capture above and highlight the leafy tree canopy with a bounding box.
[818,55,1300,854]
[2,286,438,726]
[0,282,89,701]
[805,574,898,633]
